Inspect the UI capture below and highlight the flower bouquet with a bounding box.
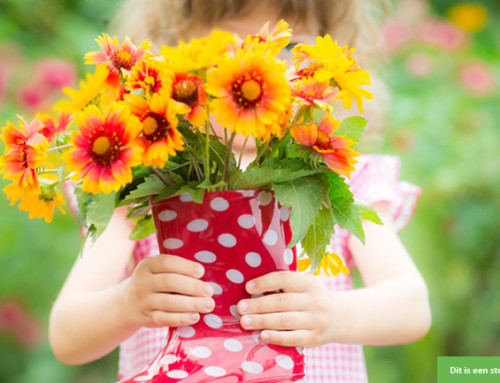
[1,20,380,382]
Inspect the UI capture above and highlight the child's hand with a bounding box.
[237,271,338,347]
[121,254,215,329]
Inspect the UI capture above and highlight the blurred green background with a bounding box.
[0,0,499,382]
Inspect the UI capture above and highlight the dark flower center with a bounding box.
[315,130,331,150]
[91,132,120,165]
[232,75,264,109]
[172,79,198,107]
[142,113,170,142]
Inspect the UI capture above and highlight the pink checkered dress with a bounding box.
[117,154,421,382]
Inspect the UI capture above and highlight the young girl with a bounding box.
[49,1,431,382]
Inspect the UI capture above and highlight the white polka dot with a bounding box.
[275,354,294,369]
[257,190,273,206]
[241,361,264,374]
[194,250,216,263]
[166,370,189,379]
[134,375,153,382]
[204,366,226,377]
[187,219,209,232]
[203,314,223,329]
[280,206,290,221]
[263,230,278,246]
[224,338,243,352]
[163,238,183,250]
[237,214,255,229]
[177,326,196,338]
[160,354,177,364]
[230,305,240,319]
[192,346,212,358]
[283,248,294,265]
[218,233,236,247]
[210,197,229,211]
[208,281,222,295]
[158,210,177,222]
[237,190,255,197]
[226,269,244,284]
[245,252,262,267]
[179,193,193,202]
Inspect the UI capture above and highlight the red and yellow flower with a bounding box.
[242,19,292,55]
[85,34,151,88]
[63,103,143,194]
[38,112,72,142]
[0,117,48,190]
[125,91,187,168]
[291,114,359,178]
[206,46,290,138]
[291,76,336,112]
[127,58,171,95]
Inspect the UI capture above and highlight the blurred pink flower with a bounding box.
[33,57,77,90]
[16,80,53,112]
[0,299,42,348]
[405,52,433,77]
[418,18,468,51]
[383,19,414,53]
[459,61,495,96]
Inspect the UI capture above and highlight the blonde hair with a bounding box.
[110,0,390,142]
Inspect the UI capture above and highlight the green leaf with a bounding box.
[327,172,366,243]
[130,215,155,240]
[229,165,323,190]
[86,191,117,239]
[272,176,326,246]
[355,199,383,225]
[301,206,336,271]
[334,116,367,145]
[120,174,167,205]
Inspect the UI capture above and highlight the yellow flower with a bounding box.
[4,175,66,223]
[298,253,350,277]
[292,35,373,113]
[54,65,116,114]
[447,3,488,33]
[206,46,290,138]
[243,19,292,55]
[161,30,239,72]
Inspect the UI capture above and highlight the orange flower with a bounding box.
[291,114,359,178]
[125,91,187,168]
[0,117,48,190]
[298,253,350,276]
[38,112,72,142]
[206,47,290,138]
[85,34,151,88]
[291,77,336,111]
[169,72,208,128]
[63,104,143,194]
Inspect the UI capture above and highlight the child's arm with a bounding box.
[237,203,431,347]
[49,211,215,365]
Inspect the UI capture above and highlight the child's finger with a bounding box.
[150,273,214,297]
[259,329,312,347]
[239,311,311,332]
[237,292,306,315]
[147,254,205,278]
[151,293,215,314]
[148,310,201,328]
[245,271,313,294]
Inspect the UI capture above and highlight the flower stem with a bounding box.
[223,132,236,188]
[49,144,72,152]
[204,119,211,184]
[150,166,171,187]
[237,136,249,169]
